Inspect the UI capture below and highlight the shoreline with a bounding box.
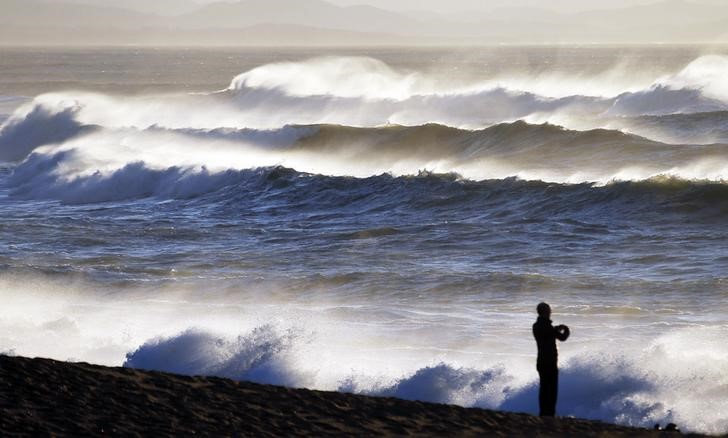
[0,355,699,436]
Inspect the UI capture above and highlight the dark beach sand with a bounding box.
[0,355,699,437]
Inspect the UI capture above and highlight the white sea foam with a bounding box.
[119,325,728,434]
[1,275,726,433]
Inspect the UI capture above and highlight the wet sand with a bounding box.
[0,355,696,436]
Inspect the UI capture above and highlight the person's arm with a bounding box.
[554,324,570,341]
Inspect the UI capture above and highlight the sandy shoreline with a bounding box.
[0,355,698,436]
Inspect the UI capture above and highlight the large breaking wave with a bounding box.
[3,119,728,204]
[2,54,728,204]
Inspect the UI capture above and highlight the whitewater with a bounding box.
[1,47,727,434]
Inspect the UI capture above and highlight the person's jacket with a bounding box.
[533,316,569,371]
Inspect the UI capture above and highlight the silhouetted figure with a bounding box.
[532,302,569,416]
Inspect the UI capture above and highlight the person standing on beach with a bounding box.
[533,302,569,417]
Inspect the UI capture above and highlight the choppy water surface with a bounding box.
[1,46,728,434]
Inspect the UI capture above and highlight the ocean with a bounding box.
[1,46,727,434]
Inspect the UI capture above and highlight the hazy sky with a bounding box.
[326,0,661,12]
[117,0,728,14]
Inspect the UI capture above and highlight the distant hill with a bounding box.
[177,0,424,34]
[1,0,728,46]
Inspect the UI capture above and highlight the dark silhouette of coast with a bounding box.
[0,355,699,437]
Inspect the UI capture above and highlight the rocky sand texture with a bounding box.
[0,355,700,436]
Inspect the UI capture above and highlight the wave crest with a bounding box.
[0,97,91,162]
[229,56,431,100]
[124,326,310,387]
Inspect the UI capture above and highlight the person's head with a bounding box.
[537,302,551,318]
